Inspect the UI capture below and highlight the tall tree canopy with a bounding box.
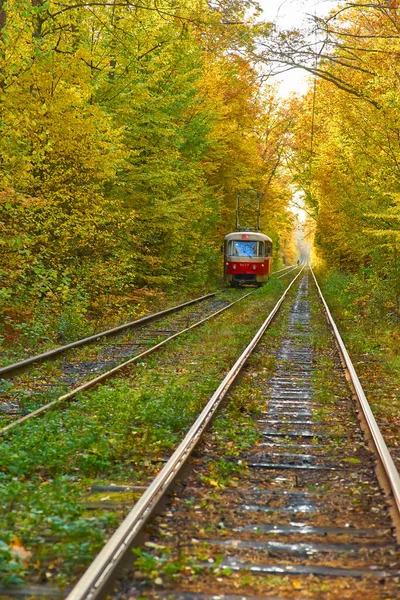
[0,0,294,343]
[288,0,400,316]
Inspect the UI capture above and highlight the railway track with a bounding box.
[0,294,221,378]
[0,269,300,435]
[311,273,400,476]
[0,268,296,381]
[0,270,300,597]
[0,292,249,433]
[64,267,400,600]
[274,265,300,278]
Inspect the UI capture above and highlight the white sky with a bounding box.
[257,0,339,96]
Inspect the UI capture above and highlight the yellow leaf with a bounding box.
[292,580,302,589]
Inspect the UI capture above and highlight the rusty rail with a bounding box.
[0,294,217,378]
[0,293,254,436]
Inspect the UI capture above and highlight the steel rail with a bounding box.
[0,294,217,378]
[0,293,254,436]
[276,265,299,278]
[271,265,296,275]
[66,266,305,600]
[1,269,295,378]
[310,266,400,539]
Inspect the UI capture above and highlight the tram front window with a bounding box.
[229,241,258,257]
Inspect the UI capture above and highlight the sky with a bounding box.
[257,0,338,96]
[254,1,339,221]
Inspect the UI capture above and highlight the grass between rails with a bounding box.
[314,269,400,428]
[0,276,291,588]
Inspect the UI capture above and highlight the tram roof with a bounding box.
[224,231,272,243]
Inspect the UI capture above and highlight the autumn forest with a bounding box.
[1,0,400,593]
[1,0,400,352]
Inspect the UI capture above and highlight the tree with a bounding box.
[0,0,295,344]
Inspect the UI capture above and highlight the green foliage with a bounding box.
[318,268,399,353]
[133,547,199,582]
[0,0,294,352]
[0,541,25,585]
[291,5,400,310]
[0,476,117,583]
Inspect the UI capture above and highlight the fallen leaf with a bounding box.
[11,538,32,565]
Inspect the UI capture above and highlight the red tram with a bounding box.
[223,231,273,287]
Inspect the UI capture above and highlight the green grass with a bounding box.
[0,277,290,586]
[315,267,400,422]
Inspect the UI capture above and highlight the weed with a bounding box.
[132,547,198,582]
